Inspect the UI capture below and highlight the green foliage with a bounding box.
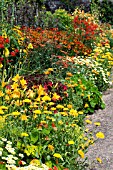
[65,73,105,114]
[38,9,73,31]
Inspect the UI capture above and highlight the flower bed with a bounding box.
[0,8,113,170]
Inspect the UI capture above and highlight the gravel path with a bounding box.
[86,88,113,170]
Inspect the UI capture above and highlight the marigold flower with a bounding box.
[27,43,33,49]
[11,111,20,116]
[48,144,54,151]
[66,72,73,77]
[68,140,75,145]
[21,114,28,121]
[78,149,84,159]
[4,47,9,57]
[42,95,51,101]
[0,110,4,114]
[0,91,4,97]
[23,99,31,103]
[48,68,53,72]
[56,104,64,109]
[84,103,89,108]
[69,109,78,117]
[53,153,62,159]
[94,122,101,126]
[33,110,41,114]
[85,119,92,124]
[96,157,102,164]
[67,104,73,109]
[21,132,29,137]
[96,132,105,139]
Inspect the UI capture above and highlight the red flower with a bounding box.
[11,51,16,57]
[52,123,56,128]
[6,84,11,89]
[5,38,10,43]
[48,81,53,87]
[0,44,4,48]
[62,85,67,91]
[53,166,58,170]
[0,57,4,62]
[54,110,58,114]
[14,49,19,53]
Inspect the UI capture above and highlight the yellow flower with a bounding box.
[84,103,89,108]
[42,95,51,101]
[21,132,29,137]
[21,114,28,121]
[85,128,89,132]
[0,63,3,68]
[50,107,56,111]
[48,102,55,106]
[15,100,22,106]
[27,43,33,49]
[52,93,60,100]
[0,106,8,110]
[53,153,62,159]
[20,78,27,88]
[56,104,64,109]
[30,159,40,166]
[12,74,20,82]
[23,99,31,103]
[44,71,50,75]
[48,144,54,151]
[78,150,84,159]
[107,72,110,76]
[96,132,105,139]
[66,72,73,77]
[58,120,63,125]
[80,85,86,90]
[11,89,20,98]
[0,90,4,97]
[78,111,84,114]
[26,89,35,98]
[48,68,53,72]
[4,48,9,57]
[33,110,41,114]
[94,122,101,126]
[68,140,75,145]
[43,111,52,114]
[67,104,73,109]
[85,119,92,124]
[0,110,4,114]
[40,120,46,124]
[69,109,78,117]
[63,107,69,111]
[11,83,18,90]
[2,31,7,38]
[2,81,6,88]
[38,85,45,97]
[96,157,102,164]
[11,111,20,116]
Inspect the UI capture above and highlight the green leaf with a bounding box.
[101,102,105,109]
[30,129,39,144]
[42,129,50,135]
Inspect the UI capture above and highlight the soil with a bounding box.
[86,87,113,170]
